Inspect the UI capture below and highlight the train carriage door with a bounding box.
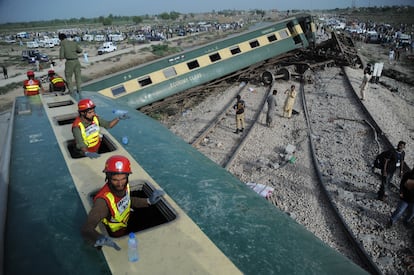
[287,22,302,45]
[298,16,316,47]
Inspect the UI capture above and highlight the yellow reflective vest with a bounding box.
[74,116,101,152]
[95,184,131,233]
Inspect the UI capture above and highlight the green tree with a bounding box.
[103,17,112,26]
[132,16,143,24]
[169,12,180,20]
[159,12,170,20]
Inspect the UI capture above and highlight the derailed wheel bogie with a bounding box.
[261,71,273,85]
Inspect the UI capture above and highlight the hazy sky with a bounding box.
[0,0,412,23]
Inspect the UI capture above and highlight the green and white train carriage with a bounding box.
[83,15,315,110]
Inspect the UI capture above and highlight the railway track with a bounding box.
[303,67,413,275]
[190,83,273,168]
[160,64,413,274]
[147,31,412,274]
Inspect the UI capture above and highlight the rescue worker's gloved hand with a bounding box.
[148,189,165,205]
[85,152,100,159]
[94,236,121,251]
[118,114,130,120]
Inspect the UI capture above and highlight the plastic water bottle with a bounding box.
[128,232,139,262]
[113,109,128,116]
[122,136,129,145]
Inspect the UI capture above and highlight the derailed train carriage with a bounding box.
[1,91,368,274]
[1,14,369,275]
[82,14,316,110]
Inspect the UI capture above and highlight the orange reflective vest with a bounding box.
[95,184,131,233]
[72,116,101,152]
[24,79,40,96]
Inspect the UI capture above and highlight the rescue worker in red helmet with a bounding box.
[23,70,45,96]
[71,98,128,158]
[81,155,164,250]
[47,69,67,93]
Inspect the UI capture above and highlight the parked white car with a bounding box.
[97,42,117,55]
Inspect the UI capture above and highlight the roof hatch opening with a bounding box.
[67,135,117,159]
[90,180,176,234]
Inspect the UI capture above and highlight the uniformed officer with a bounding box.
[59,33,82,98]
[233,94,246,134]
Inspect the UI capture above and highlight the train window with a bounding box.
[267,34,277,42]
[230,46,241,55]
[209,53,221,62]
[279,30,290,39]
[111,85,126,96]
[163,67,177,78]
[187,60,200,70]
[249,40,260,48]
[138,76,153,87]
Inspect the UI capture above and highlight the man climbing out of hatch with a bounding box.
[81,155,165,250]
[72,98,128,159]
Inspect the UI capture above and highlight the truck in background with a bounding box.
[97,42,117,55]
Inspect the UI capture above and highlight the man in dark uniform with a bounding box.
[2,65,8,79]
[266,89,278,127]
[59,33,82,98]
[377,141,406,201]
[233,94,245,134]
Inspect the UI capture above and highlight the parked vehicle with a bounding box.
[399,33,412,47]
[108,33,125,42]
[26,41,39,48]
[22,50,39,60]
[366,31,380,43]
[26,52,49,63]
[97,42,117,55]
[94,34,105,42]
[16,32,29,39]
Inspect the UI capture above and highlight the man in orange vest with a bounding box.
[23,70,45,96]
[71,98,128,158]
[47,69,67,93]
[81,155,164,250]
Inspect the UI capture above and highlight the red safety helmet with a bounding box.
[27,70,34,77]
[77,99,96,112]
[103,155,132,174]
[48,69,55,75]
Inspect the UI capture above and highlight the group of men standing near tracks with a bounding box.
[232,82,414,233]
[232,84,298,134]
